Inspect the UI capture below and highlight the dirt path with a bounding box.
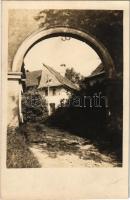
[29,126,118,167]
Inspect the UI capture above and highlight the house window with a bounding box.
[53,88,56,96]
[45,89,48,96]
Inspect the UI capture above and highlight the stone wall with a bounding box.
[8,10,123,76]
[8,9,40,71]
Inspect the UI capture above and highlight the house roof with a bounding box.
[91,63,105,76]
[38,65,62,88]
[86,63,106,80]
[25,64,79,91]
[25,70,42,87]
[38,64,79,90]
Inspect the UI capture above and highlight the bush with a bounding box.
[7,126,41,168]
[22,90,48,123]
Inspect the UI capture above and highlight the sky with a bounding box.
[24,36,101,77]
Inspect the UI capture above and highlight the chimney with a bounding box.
[60,64,66,76]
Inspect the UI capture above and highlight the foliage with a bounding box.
[47,77,122,162]
[19,122,47,143]
[34,10,123,135]
[22,90,48,123]
[34,10,122,30]
[65,67,84,84]
[48,79,107,134]
[33,10,122,162]
[34,10,123,77]
[7,126,41,168]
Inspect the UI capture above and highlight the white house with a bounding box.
[25,64,79,115]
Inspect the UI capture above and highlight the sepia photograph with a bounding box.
[7,8,124,168]
[1,1,129,199]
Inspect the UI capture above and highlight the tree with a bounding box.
[65,67,84,84]
[22,90,48,123]
[34,10,123,77]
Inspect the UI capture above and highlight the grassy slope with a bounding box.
[7,127,41,168]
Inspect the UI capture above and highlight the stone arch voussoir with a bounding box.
[12,27,116,79]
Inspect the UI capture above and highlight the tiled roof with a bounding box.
[38,63,79,90]
[38,65,62,88]
[85,63,105,80]
[91,63,105,76]
[25,70,42,87]
[25,64,79,91]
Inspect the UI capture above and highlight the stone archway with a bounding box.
[8,27,116,126]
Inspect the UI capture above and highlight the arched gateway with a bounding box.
[8,27,116,126]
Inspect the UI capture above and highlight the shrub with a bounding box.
[22,90,48,123]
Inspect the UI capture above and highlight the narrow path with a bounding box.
[29,126,118,167]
